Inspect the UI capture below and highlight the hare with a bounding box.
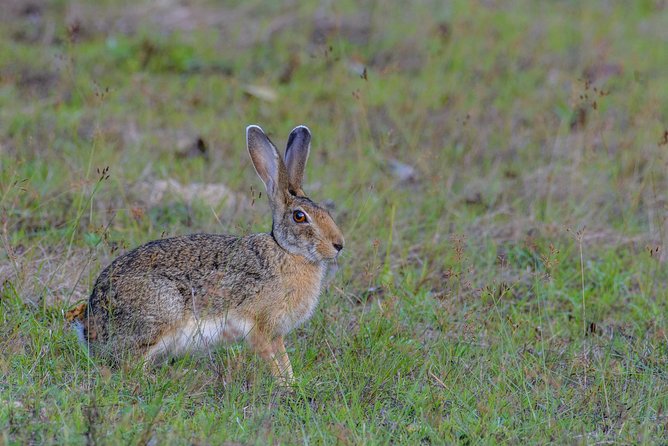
[69,125,344,383]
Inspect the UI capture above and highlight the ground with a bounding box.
[1,0,668,444]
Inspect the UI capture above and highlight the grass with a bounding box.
[1,0,668,443]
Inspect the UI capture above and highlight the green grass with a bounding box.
[1,0,668,443]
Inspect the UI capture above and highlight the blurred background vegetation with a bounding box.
[1,0,667,443]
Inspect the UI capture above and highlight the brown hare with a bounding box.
[70,125,344,384]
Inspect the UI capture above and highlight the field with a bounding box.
[1,0,668,444]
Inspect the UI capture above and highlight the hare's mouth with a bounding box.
[323,249,343,263]
[328,259,340,272]
[308,244,336,263]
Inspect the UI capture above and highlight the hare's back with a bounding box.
[90,233,241,307]
[105,233,240,274]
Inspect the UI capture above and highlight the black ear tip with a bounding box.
[291,125,311,136]
[287,125,311,149]
[246,125,268,149]
[246,125,264,137]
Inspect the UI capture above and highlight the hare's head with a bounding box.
[246,125,344,263]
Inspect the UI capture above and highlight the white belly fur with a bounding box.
[147,313,254,360]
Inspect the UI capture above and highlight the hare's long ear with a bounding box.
[284,125,311,196]
[247,125,289,210]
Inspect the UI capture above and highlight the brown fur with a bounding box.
[77,125,343,384]
[65,302,86,323]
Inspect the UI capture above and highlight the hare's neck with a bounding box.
[283,255,326,289]
[276,256,327,334]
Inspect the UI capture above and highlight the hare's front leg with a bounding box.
[248,331,294,384]
[272,336,294,381]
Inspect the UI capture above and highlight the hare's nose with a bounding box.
[333,242,344,252]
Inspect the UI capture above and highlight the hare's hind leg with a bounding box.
[143,320,196,365]
[144,339,169,365]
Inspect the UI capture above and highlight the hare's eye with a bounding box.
[293,210,307,223]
